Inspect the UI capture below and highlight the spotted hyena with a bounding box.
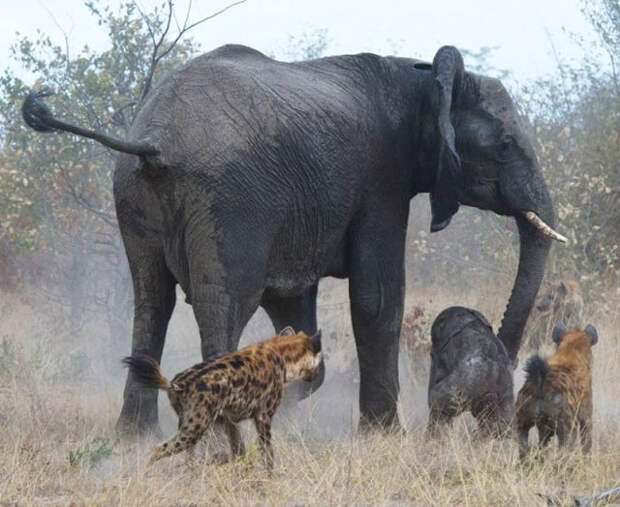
[427,307,513,437]
[524,279,584,350]
[515,323,598,458]
[123,327,323,469]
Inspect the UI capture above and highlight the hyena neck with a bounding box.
[283,361,306,383]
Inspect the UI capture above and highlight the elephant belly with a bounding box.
[264,234,349,297]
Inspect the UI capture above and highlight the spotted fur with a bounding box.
[123,328,322,469]
[515,324,597,458]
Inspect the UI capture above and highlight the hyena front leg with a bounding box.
[253,412,274,470]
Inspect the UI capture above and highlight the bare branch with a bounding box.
[183,0,247,33]
[56,162,117,227]
[38,1,72,74]
[138,0,174,104]
[137,0,248,105]
[133,1,157,49]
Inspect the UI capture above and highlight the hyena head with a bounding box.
[275,328,323,383]
[536,280,584,326]
[552,322,598,359]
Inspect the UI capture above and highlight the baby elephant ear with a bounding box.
[279,326,296,336]
[310,330,322,354]
[552,322,566,344]
[584,324,598,346]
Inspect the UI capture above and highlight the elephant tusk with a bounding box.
[522,211,568,243]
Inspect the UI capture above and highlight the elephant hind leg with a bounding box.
[261,285,323,400]
[117,243,177,437]
[261,285,318,335]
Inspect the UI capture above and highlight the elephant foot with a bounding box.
[115,416,163,440]
[115,400,162,440]
[358,410,405,436]
[209,451,237,466]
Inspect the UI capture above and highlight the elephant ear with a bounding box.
[429,46,465,232]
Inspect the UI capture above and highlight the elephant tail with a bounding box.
[122,356,171,391]
[22,90,160,159]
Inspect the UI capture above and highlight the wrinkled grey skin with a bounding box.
[427,307,514,436]
[22,44,557,435]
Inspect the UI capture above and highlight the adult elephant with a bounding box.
[22,45,566,435]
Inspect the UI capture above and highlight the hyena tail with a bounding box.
[523,355,548,395]
[122,356,171,390]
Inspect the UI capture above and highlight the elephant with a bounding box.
[22,44,567,436]
[427,307,513,437]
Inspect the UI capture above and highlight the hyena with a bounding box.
[123,327,323,469]
[515,323,598,458]
[427,307,514,437]
[524,279,584,350]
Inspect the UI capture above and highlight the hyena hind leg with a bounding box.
[223,419,246,457]
[537,423,554,449]
[579,418,592,453]
[253,412,274,470]
[147,425,208,467]
[517,423,533,460]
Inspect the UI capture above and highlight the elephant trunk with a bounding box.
[497,197,554,363]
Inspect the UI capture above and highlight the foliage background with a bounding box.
[0,0,617,375]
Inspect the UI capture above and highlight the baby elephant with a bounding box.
[515,323,597,458]
[427,307,513,437]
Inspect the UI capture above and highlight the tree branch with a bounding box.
[137,0,248,105]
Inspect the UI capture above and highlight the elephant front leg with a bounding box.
[426,375,461,437]
[348,224,406,432]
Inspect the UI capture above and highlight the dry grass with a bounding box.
[0,386,618,506]
[0,285,618,506]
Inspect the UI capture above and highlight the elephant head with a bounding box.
[416,46,566,362]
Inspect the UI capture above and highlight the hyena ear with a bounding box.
[584,324,598,346]
[279,326,296,336]
[552,322,566,344]
[310,330,322,354]
[558,281,568,296]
